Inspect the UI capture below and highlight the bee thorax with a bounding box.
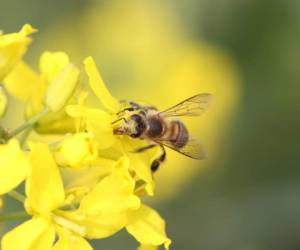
[146,116,164,138]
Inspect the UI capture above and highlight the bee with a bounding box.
[113,93,213,172]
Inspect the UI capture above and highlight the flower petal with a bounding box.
[0,24,36,81]
[137,245,158,250]
[57,209,128,239]
[121,137,158,196]
[57,157,141,239]
[126,205,171,250]
[79,156,140,215]
[52,228,92,250]
[62,157,115,192]
[3,61,42,101]
[84,57,120,113]
[128,152,155,196]
[66,105,117,149]
[26,142,65,214]
[0,139,30,195]
[45,63,79,112]
[39,51,69,83]
[1,217,55,250]
[19,24,37,36]
[54,133,98,168]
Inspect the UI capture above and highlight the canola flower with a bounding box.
[0,25,170,250]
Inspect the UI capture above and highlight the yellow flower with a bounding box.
[3,51,80,133]
[58,156,170,250]
[62,57,171,248]
[1,141,92,250]
[0,24,36,81]
[0,139,30,195]
[1,140,167,250]
[66,57,159,196]
[59,157,141,239]
[54,132,98,168]
[25,142,65,214]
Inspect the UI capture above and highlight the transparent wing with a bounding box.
[154,137,207,160]
[159,93,212,117]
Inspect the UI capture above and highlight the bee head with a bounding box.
[113,114,146,138]
[127,114,146,138]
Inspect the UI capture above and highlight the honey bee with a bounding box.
[113,93,213,172]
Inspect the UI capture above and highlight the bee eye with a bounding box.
[130,114,145,137]
[130,114,142,123]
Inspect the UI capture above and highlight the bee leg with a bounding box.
[151,160,160,172]
[151,145,166,173]
[132,144,157,153]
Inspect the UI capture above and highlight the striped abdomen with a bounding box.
[167,120,189,148]
[146,116,189,148]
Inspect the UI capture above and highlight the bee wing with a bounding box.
[159,93,213,117]
[154,137,207,160]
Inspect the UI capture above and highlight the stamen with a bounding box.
[52,214,87,236]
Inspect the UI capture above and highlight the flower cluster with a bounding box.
[0,25,170,250]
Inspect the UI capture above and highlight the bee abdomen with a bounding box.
[170,121,189,148]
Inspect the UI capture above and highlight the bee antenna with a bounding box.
[111,117,127,125]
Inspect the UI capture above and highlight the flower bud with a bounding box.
[45,63,79,112]
[54,133,97,168]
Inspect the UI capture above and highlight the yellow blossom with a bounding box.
[25,142,65,215]
[2,216,55,250]
[84,57,120,113]
[66,57,158,196]
[1,140,166,250]
[0,15,173,249]
[0,24,36,81]
[5,51,79,114]
[58,157,141,239]
[3,51,80,133]
[0,139,30,195]
[1,142,93,250]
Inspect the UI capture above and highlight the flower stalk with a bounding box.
[0,211,30,222]
[6,108,49,140]
[7,190,25,203]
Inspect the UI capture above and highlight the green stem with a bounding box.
[20,125,33,147]
[0,211,29,222]
[7,190,25,203]
[7,108,49,139]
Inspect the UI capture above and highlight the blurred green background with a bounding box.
[1,0,300,249]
